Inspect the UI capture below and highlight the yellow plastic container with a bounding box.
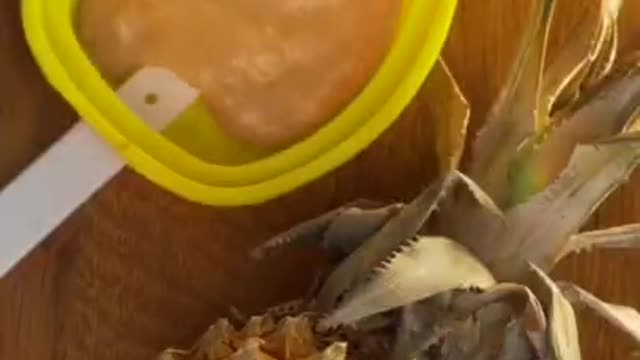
[21,0,457,206]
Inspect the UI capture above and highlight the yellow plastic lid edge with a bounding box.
[124,1,459,206]
[22,0,458,206]
[41,0,443,186]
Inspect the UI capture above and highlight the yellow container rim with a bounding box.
[21,0,457,206]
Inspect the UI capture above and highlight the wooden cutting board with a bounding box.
[1,1,639,359]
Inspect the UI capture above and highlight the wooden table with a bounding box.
[1,1,639,359]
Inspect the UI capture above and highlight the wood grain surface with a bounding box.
[1,1,640,359]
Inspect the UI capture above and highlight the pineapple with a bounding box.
[156,314,351,360]
[157,0,640,358]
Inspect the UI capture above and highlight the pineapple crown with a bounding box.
[252,0,640,358]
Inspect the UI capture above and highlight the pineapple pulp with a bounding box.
[159,0,640,359]
[75,0,401,149]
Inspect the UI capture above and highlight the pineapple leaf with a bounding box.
[468,304,515,360]
[454,171,504,219]
[509,61,640,205]
[391,295,465,360]
[600,129,640,143]
[582,22,617,89]
[558,282,640,345]
[319,203,405,261]
[626,98,640,132]
[319,236,496,329]
[470,0,556,205]
[425,58,470,173]
[529,264,582,360]
[250,199,391,259]
[558,224,640,261]
[315,173,459,312]
[435,175,507,276]
[450,283,548,358]
[607,59,640,135]
[540,0,622,123]
[440,316,482,359]
[393,285,547,360]
[581,0,622,89]
[498,319,535,360]
[430,179,504,276]
[393,285,545,360]
[451,284,543,322]
[490,141,640,280]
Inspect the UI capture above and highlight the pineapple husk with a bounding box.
[156,315,347,360]
[156,310,393,360]
[157,0,640,359]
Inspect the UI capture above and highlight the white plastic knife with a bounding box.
[0,67,199,277]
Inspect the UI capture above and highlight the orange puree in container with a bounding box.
[76,0,401,149]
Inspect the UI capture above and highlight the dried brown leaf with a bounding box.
[425,58,470,173]
[319,236,495,329]
[558,282,640,345]
[470,0,556,205]
[529,264,582,360]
